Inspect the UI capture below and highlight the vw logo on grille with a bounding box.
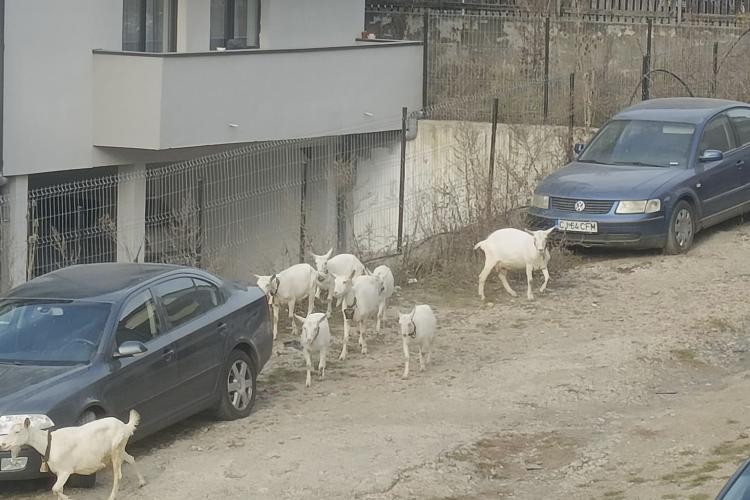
[574,200,586,212]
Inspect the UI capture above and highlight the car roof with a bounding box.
[4,263,189,301]
[614,97,749,125]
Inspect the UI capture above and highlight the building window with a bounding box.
[210,0,260,50]
[123,0,178,52]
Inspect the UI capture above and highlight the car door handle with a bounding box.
[162,348,175,362]
[736,160,745,167]
[217,322,228,334]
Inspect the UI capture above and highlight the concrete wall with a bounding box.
[259,0,364,49]
[93,42,423,149]
[351,120,595,253]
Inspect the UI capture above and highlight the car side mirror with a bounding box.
[699,149,723,162]
[113,341,148,359]
[573,143,585,155]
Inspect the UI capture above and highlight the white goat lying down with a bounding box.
[334,270,383,360]
[285,312,332,388]
[474,227,556,301]
[372,265,395,332]
[398,305,437,379]
[256,262,317,339]
[310,248,365,316]
[0,410,145,500]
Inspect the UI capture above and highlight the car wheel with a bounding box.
[213,350,257,421]
[67,411,98,488]
[665,200,695,254]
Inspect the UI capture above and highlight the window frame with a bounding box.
[151,275,225,331]
[698,112,737,155]
[210,0,261,51]
[725,106,750,150]
[113,288,164,350]
[122,0,179,53]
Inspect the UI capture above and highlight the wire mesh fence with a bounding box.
[18,80,600,286]
[368,9,750,124]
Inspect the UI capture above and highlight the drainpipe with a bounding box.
[405,109,425,141]
[0,0,6,187]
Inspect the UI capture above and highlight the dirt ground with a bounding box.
[4,218,750,500]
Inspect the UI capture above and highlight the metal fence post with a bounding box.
[642,19,652,101]
[487,98,499,222]
[712,40,719,97]
[196,176,204,268]
[397,107,407,253]
[298,154,309,264]
[568,72,576,163]
[543,17,551,121]
[422,10,429,110]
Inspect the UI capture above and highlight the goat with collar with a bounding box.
[0,410,145,500]
[398,305,437,379]
[333,270,384,361]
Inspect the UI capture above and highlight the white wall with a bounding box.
[4,0,123,177]
[259,0,363,49]
[93,43,422,149]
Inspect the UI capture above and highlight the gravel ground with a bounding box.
[3,218,750,500]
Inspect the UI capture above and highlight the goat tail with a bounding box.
[473,240,486,252]
[126,409,141,436]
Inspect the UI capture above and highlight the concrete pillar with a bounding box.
[116,164,147,263]
[2,175,29,290]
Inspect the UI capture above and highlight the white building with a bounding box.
[1,0,422,287]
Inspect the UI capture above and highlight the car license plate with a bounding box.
[558,220,598,233]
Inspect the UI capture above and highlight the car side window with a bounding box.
[727,108,750,148]
[115,290,161,347]
[699,114,736,154]
[154,277,220,329]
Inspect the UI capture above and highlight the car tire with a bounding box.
[67,411,98,488]
[213,350,257,421]
[664,200,696,255]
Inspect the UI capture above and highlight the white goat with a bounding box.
[372,265,395,332]
[289,312,331,388]
[473,227,555,301]
[0,410,145,500]
[334,270,384,360]
[310,248,366,315]
[255,263,317,339]
[398,305,438,379]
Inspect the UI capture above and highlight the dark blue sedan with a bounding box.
[528,97,750,253]
[0,263,272,483]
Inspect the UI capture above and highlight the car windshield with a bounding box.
[579,119,695,168]
[0,299,111,365]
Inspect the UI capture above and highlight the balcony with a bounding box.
[92,41,423,150]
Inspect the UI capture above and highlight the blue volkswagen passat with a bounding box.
[527,98,750,253]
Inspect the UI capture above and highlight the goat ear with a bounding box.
[23,418,30,429]
[294,314,305,324]
[544,226,556,236]
[325,248,333,259]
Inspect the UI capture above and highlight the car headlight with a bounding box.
[615,199,661,214]
[0,415,55,435]
[531,194,549,209]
